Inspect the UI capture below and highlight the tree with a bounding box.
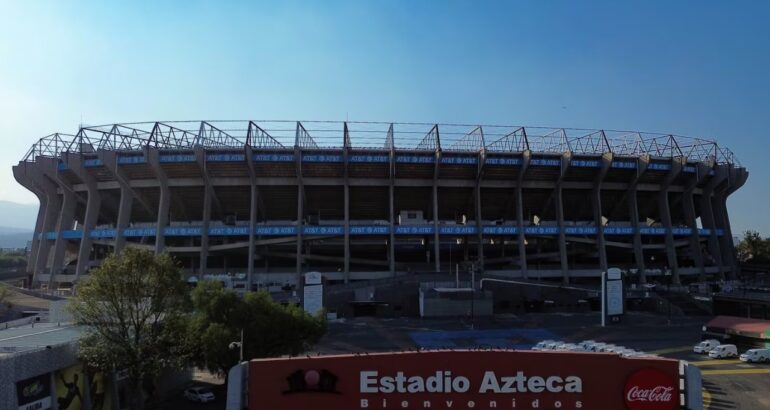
[186,281,326,379]
[736,230,770,264]
[69,248,189,410]
[0,282,12,312]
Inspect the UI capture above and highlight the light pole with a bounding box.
[229,329,244,363]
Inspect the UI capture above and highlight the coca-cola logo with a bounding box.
[624,368,678,410]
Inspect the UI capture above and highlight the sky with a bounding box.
[0,1,768,235]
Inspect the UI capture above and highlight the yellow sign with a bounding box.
[55,365,84,410]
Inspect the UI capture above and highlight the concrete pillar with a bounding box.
[517,150,531,278]
[200,182,211,276]
[30,165,61,283]
[701,166,726,279]
[683,168,706,280]
[63,153,102,281]
[27,191,47,275]
[658,159,683,284]
[432,183,440,272]
[628,190,646,283]
[13,164,48,279]
[475,182,484,273]
[50,188,76,277]
[114,186,133,253]
[556,153,571,284]
[248,183,257,287]
[295,147,304,285]
[344,183,350,282]
[594,153,613,273]
[389,183,396,277]
[147,149,169,254]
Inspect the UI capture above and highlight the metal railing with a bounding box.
[19,120,741,166]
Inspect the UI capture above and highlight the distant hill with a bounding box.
[0,232,32,248]
[0,200,38,231]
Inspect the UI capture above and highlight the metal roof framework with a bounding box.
[20,120,742,166]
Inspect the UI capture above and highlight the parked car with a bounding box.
[587,342,608,352]
[693,339,721,354]
[184,386,216,403]
[708,344,738,359]
[596,344,618,353]
[740,349,770,363]
[532,340,557,351]
[577,340,598,351]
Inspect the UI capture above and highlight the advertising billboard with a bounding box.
[16,373,51,410]
[249,350,680,410]
[55,365,84,410]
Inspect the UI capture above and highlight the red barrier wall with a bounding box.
[249,350,680,410]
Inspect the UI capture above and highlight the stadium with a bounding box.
[12,120,747,291]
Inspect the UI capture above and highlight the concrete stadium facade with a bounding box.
[12,121,747,290]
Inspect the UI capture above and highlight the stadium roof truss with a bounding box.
[19,121,741,167]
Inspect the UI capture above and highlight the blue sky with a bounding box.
[0,1,768,235]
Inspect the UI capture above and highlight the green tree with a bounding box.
[0,282,12,312]
[69,248,189,410]
[736,230,770,264]
[187,281,326,378]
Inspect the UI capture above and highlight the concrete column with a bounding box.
[147,149,169,254]
[344,183,350,282]
[516,150,531,278]
[683,169,706,280]
[556,153,571,284]
[27,191,47,275]
[721,167,748,277]
[245,146,257,288]
[29,165,61,283]
[594,153,613,273]
[475,182,484,273]
[64,153,102,281]
[389,144,396,277]
[114,186,133,253]
[626,155,649,283]
[50,188,76,277]
[433,149,441,273]
[432,183,440,272]
[389,183,396,277]
[200,182,211,276]
[248,183,257,287]
[13,164,48,278]
[295,148,304,286]
[700,191,723,279]
[628,189,646,283]
[75,183,101,280]
[657,159,683,284]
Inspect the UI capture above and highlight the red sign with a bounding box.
[248,350,680,410]
[624,368,678,410]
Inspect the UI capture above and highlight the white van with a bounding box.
[708,344,738,359]
[532,340,557,351]
[693,339,720,354]
[740,349,770,363]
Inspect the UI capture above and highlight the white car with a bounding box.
[605,345,628,354]
[555,343,579,351]
[740,349,770,363]
[587,342,608,352]
[708,344,738,359]
[693,339,721,354]
[596,344,618,353]
[184,386,216,403]
[531,340,557,351]
[577,340,597,350]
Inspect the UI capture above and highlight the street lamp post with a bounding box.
[229,329,244,363]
